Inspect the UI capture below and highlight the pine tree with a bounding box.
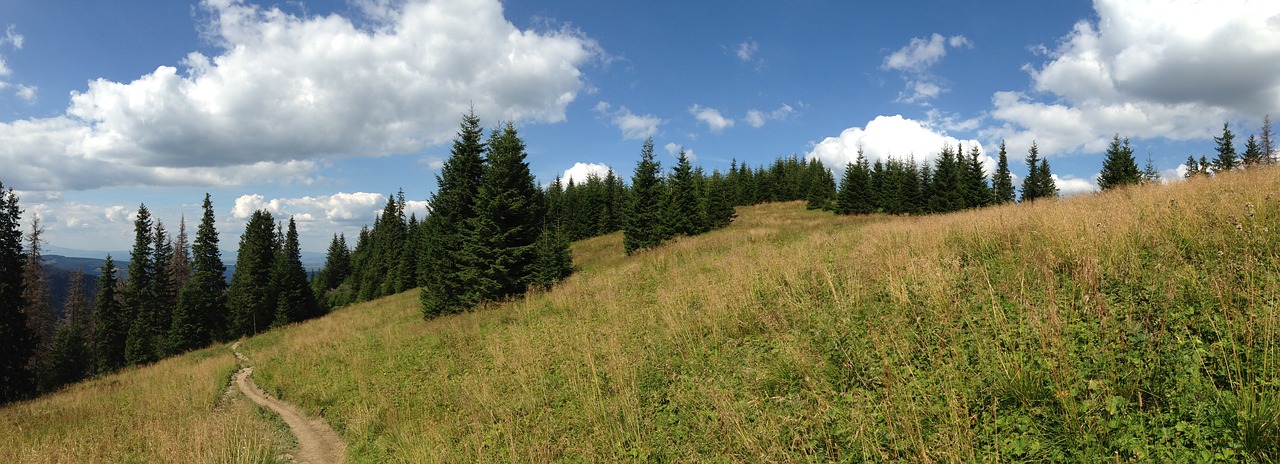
[148,220,175,360]
[624,137,666,254]
[1036,156,1059,199]
[836,150,873,215]
[93,256,126,374]
[804,160,837,210]
[1212,123,1238,171]
[1184,155,1202,179]
[420,110,487,318]
[1021,142,1058,202]
[41,270,91,392]
[0,184,35,403]
[664,149,708,237]
[170,194,227,352]
[528,225,574,291]
[271,217,316,328]
[1097,134,1141,190]
[1241,134,1265,167]
[992,141,1016,204]
[962,144,993,208]
[467,122,544,300]
[929,144,965,213]
[313,233,352,309]
[123,205,157,366]
[20,217,55,383]
[169,217,191,297]
[227,210,278,337]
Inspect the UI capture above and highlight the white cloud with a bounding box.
[232,191,386,223]
[987,0,1280,156]
[1052,174,1098,197]
[14,84,35,101]
[561,162,612,184]
[883,33,971,103]
[595,101,662,140]
[663,142,696,162]
[807,114,991,175]
[689,104,734,133]
[3,25,22,49]
[736,40,758,62]
[744,103,795,128]
[0,0,601,192]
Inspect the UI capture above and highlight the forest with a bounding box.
[0,113,1275,405]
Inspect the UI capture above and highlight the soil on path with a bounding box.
[231,343,345,464]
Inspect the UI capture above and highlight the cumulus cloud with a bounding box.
[986,0,1280,156]
[1052,174,1098,197]
[14,84,35,101]
[232,191,387,223]
[595,101,662,140]
[663,142,696,162]
[883,33,971,103]
[744,103,795,128]
[0,0,601,191]
[807,114,991,175]
[0,25,31,101]
[689,104,734,133]
[561,162,613,184]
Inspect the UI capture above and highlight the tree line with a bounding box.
[0,187,321,404]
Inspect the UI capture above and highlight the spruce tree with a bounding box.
[313,233,352,308]
[663,149,708,237]
[1260,114,1275,164]
[836,150,873,215]
[1021,142,1056,202]
[1184,155,1202,179]
[1212,123,1238,171]
[1241,134,1265,167]
[0,184,34,403]
[1036,156,1060,199]
[804,160,837,210]
[93,256,126,374]
[271,217,316,328]
[420,109,486,318]
[1097,134,1141,190]
[624,137,666,254]
[148,221,175,360]
[1142,154,1161,184]
[963,144,993,208]
[468,122,543,300]
[705,171,737,229]
[992,141,1016,204]
[123,205,157,366]
[170,194,227,352]
[227,210,278,336]
[929,144,965,213]
[528,225,574,291]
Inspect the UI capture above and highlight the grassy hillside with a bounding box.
[5,167,1279,462]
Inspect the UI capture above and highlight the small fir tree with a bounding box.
[624,138,666,254]
[1212,123,1238,171]
[992,141,1016,204]
[1097,134,1141,190]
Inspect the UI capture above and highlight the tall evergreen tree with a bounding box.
[1184,155,1203,179]
[804,160,837,210]
[313,233,352,308]
[20,218,55,380]
[1212,123,1238,171]
[123,205,157,366]
[271,217,316,327]
[226,210,278,336]
[93,256,126,374]
[420,109,487,318]
[41,270,92,392]
[929,144,965,213]
[1241,134,1265,167]
[1097,134,1141,190]
[1021,142,1058,202]
[624,137,666,254]
[468,122,544,300]
[992,141,1016,204]
[962,144,993,208]
[1036,156,1060,199]
[836,150,873,215]
[1260,114,1275,164]
[170,194,227,352]
[704,171,737,229]
[1142,154,1161,184]
[0,184,34,403]
[147,221,175,360]
[528,225,573,291]
[663,149,708,237]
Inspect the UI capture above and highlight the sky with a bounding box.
[1,0,1278,254]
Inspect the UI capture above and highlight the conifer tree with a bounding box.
[1184,155,1202,179]
[624,137,666,254]
[705,171,737,229]
[123,205,157,366]
[1142,154,1161,184]
[227,210,278,336]
[1260,114,1275,164]
[0,184,35,403]
[271,217,316,327]
[1036,156,1060,199]
[836,150,873,215]
[93,256,126,374]
[992,141,1016,204]
[468,122,543,300]
[929,144,965,213]
[21,218,55,380]
[41,270,91,392]
[313,233,352,308]
[1097,134,1141,190]
[170,194,227,351]
[168,216,191,302]
[420,110,486,318]
[804,160,837,210]
[1212,123,1238,171]
[963,144,993,208]
[147,221,175,359]
[1241,134,1265,167]
[1020,142,1057,202]
[528,226,573,291]
[664,149,708,237]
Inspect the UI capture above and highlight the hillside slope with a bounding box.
[5,168,1279,462]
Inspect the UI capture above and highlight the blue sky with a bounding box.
[1,0,1278,253]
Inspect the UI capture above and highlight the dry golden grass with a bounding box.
[0,346,286,463]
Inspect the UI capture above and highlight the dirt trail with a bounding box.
[231,343,345,463]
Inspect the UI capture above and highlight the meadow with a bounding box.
[3,167,1279,462]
